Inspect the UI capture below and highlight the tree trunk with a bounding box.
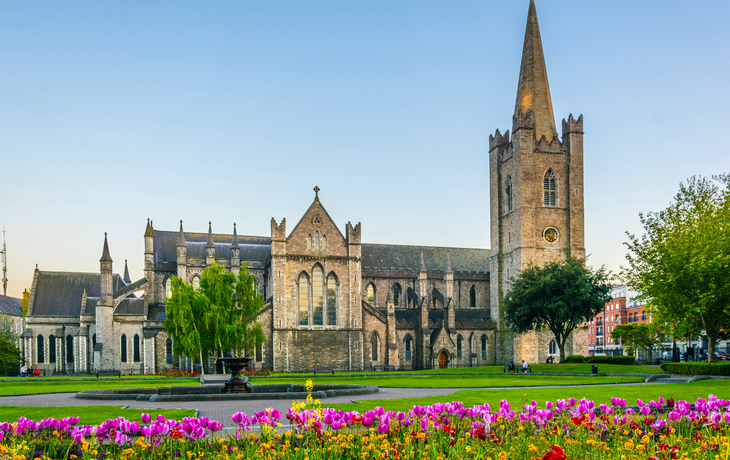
[557,336,566,363]
[199,350,205,377]
[707,335,716,363]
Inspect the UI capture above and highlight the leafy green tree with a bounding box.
[20,288,30,317]
[164,277,210,375]
[504,256,612,363]
[0,336,21,366]
[623,175,730,362]
[611,323,663,363]
[0,315,18,344]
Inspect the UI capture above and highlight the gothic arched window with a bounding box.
[367,283,375,306]
[506,175,513,212]
[121,334,128,363]
[470,285,477,308]
[164,277,172,299]
[405,335,412,360]
[49,335,56,363]
[192,276,200,291]
[370,332,379,361]
[457,335,463,359]
[543,169,557,206]
[312,265,324,326]
[133,334,141,362]
[481,335,488,360]
[298,272,310,326]
[166,338,173,364]
[37,335,44,363]
[315,232,321,251]
[326,273,338,326]
[393,284,401,307]
[66,335,74,363]
[549,339,558,355]
[322,235,327,251]
[307,235,312,250]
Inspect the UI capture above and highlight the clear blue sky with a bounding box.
[2,1,729,297]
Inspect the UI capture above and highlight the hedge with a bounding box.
[660,362,730,376]
[565,355,585,363]
[585,356,636,365]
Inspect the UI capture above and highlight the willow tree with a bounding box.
[623,174,730,362]
[163,276,211,375]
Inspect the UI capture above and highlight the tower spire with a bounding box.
[206,222,215,249]
[100,233,112,262]
[177,220,186,247]
[231,223,239,249]
[123,259,131,284]
[514,0,558,142]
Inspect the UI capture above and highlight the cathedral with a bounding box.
[20,0,588,374]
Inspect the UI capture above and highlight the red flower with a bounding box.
[540,444,567,460]
[666,397,675,408]
[570,416,583,426]
[171,430,183,439]
[442,425,454,434]
[472,428,486,440]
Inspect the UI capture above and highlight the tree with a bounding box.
[611,323,663,363]
[0,336,21,367]
[0,314,18,344]
[163,262,266,375]
[20,288,30,317]
[623,175,730,362]
[503,256,612,363]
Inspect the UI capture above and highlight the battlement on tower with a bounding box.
[489,129,510,152]
[561,114,584,136]
[271,218,286,241]
[512,109,535,134]
[346,222,361,244]
[535,133,565,154]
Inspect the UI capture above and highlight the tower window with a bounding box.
[543,169,557,206]
[506,176,513,212]
[470,285,477,308]
[192,276,200,291]
[393,284,401,307]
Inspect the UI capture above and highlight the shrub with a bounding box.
[565,355,585,363]
[660,362,730,376]
[151,370,201,378]
[586,356,635,365]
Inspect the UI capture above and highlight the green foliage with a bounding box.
[20,288,30,317]
[565,355,585,363]
[623,174,730,362]
[0,336,21,366]
[611,323,663,363]
[660,362,730,376]
[503,256,612,363]
[163,262,266,373]
[585,356,635,365]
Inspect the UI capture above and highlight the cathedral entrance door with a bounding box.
[438,352,448,369]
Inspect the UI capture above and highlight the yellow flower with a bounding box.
[498,452,508,460]
[624,442,634,449]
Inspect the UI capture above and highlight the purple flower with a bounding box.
[208,421,223,432]
[377,423,389,434]
[141,413,151,424]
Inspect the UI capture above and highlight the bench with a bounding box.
[313,367,334,375]
[503,364,532,373]
[96,370,122,378]
[503,364,518,373]
[373,365,395,371]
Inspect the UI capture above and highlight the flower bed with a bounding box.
[1,394,729,459]
[148,370,201,378]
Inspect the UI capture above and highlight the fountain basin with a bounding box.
[75,383,378,402]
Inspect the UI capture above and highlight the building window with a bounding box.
[37,335,44,363]
[405,335,412,360]
[506,175,513,212]
[166,338,173,365]
[393,284,401,307]
[66,335,74,363]
[49,335,56,363]
[307,235,312,250]
[326,273,338,326]
[192,276,200,291]
[121,334,128,363]
[255,342,263,362]
[543,169,557,206]
[470,286,477,308]
[298,273,310,326]
[481,335,487,360]
[164,277,172,299]
[549,339,557,355]
[312,265,324,326]
[367,284,375,306]
[323,235,327,251]
[370,332,379,361]
[315,232,321,251]
[133,334,141,362]
[642,311,646,321]
[457,335,463,359]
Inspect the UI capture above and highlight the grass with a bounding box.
[251,375,646,388]
[0,378,199,395]
[0,405,197,425]
[323,379,730,413]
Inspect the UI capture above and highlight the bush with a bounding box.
[151,370,201,378]
[565,355,585,363]
[660,362,730,376]
[585,356,636,365]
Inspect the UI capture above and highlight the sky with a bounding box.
[2,1,729,298]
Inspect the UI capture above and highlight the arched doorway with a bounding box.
[438,351,449,369]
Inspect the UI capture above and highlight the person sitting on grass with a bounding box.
[522,360,529,373]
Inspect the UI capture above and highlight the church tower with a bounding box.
[489,0,586,365]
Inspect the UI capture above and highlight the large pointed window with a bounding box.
[66,336,74,363]
[164,277,172,299]
[543,169,557,206]
[326,273,338,326]
[370,332,379,361]
[367,283,375,306]
[133,334,141,362]
[481,335,487,360]
[312,265,324,326]
[37,335,44,363]
[298,273,310,326]
[315,232,321,251]
[49,335,56,363]
[506,176,513,212]
[405,335,412,360]
[470,285,477,308]
[166,338,173,364]
[457,335,463,359]
[393,284,401,307]
[121,334,128,363]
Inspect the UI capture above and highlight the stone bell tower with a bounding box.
[489,0,586,365]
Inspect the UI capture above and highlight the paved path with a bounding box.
[0,380,666,424]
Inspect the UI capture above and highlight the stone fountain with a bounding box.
[217,356,254,393]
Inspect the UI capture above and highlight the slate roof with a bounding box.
[31,272,125,317]
[115,297,145,315]
[361,244,489,274]
[0,295,22,317]
[153,230,271,264]
[392,308,492,330]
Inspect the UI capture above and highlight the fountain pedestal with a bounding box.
[217,357,254,393]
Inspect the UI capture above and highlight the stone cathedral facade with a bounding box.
[20,0,588,374]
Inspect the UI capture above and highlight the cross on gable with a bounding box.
[313,186,320,200]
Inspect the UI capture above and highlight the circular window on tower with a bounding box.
[543,227,559,243]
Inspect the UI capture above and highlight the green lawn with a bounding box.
[323,379,730,413]
[0,378,199,395]
[251,374,645,388]
[0,405,197,425]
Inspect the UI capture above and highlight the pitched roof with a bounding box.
[0,295,22,317]
[361,244,489,274]
[31,272,125,317]
[153,230,271,264]
[514,0,558,142]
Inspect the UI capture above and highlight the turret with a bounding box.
[99,233,113,301]
[231,223,240,274]
[144,219,154,280]
[176,221,187,280]
[419,252,429,330]
[96,233,114,371]
[444,254,454,300]
[206,222,215,266]
[386,291,397,367]
[123,259,131,284]
[346,222,361,258]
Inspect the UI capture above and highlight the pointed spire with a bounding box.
[144,218,153,237]
[123,259,131,283]
[231,223,239,249]
[419,252,426,272]
[515,0,558,142]
[177,220,186,247]
[445,254,453,273]
[206,222,214,249]
[100,233,112,262]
